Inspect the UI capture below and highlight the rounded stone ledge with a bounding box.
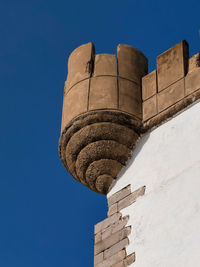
[59,110,141,194]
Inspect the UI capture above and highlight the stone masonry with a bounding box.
[58,40,200,266]
[94,185,145,266]
[59,43,147,194]
[59,40,200,195]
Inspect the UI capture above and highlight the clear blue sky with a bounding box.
[0,0,200,266]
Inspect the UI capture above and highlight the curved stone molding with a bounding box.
[59,111,141,194]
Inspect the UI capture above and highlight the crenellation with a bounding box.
[142,69,157,100]
[58,40,200,267]
[188,52,200,73]
[93,54,117,77]
[156,40,189,92]
[117,44,148,84]
[65,42,95,91]
[185,67,200,96]
[59,41,200,194]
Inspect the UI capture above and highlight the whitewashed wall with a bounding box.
[107,101,200,267]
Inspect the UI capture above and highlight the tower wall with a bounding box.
[103,101,200,267]
[58,40,200,266]
[93,42,200,266]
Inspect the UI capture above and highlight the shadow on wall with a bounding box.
[108,132,150,191]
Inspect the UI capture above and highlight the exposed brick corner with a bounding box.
[94,184,146,266]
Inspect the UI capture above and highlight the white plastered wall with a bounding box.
[107,101,200,267]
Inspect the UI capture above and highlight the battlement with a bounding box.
[61,43,148,133]
[142,41,200,128]
[59,41,200,195]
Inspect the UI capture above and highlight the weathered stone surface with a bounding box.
[117,44,148,84]
[188,52,200,73]
[142,70,157,100]
[119,78,142,118]
[143,95,157,121]
[94,252,103,265]
[118,186,146,211]
[112,261,125,267]
[124,253,135,265]
[61,79,89,132]
[95,213,122,234]
[94,227,131,255]
[95,174,114,195]
[104,238,129,259]
[94,54,117,76]
[59,42,200,197]
[143,87,200,132]
[59,110,140,194]
[157,41,189,92]
[89,76,118,110]
[107,203,118,217]
[96,250,126,267]
[157,79,184,112]
[95,232,102,244]
[112,253,135,267]
[108,185,131,207]
[185,68,200,96]
[65,42,94,91]
[102,216,129,241]
[75,140,131,188]
[86,159,123,192]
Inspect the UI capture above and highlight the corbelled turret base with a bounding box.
[59,110,141,194]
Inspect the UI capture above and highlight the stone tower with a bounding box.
[59,41,200,266]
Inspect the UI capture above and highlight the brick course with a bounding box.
[94,184,146,266]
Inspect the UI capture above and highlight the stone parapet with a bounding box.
[59,41,200,195]
[142,42,200,130]
[59,43,147,194]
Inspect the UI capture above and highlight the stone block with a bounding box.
[89,76,117,110]
[95,232,102,244]
[61,79,89,132]
[157,79,185,113]
[119,78,142,118]
[94,227,131,255]
[117,44,148,85]
[112,261,125,267]
[107,203,118,217]
[157,40,189,92]
[108,185,131,207]
[124,253,135,265]
[188,52,200,73]
[104,238,129,259]
[94,54,117,76]
[143,95,157,121]
[102,216,129,241]
[185,68,200,96]
[96,250,126,267]
[65,42,95,91]
[94,252,103,265]
[95,213,121,234]
[118,186,146,211]
[142,70,157,100]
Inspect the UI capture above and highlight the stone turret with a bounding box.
[59,40,200,196]
[59,43,148,194]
